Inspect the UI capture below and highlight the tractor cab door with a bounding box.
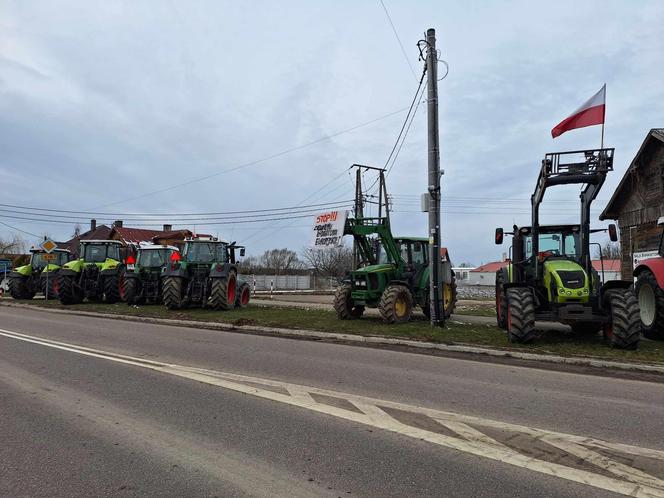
[409,241,428,288]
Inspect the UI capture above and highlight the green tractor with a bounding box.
[57,240,126,304]
[495,148,640,348]
[161,236,249,310]
[7,247,71,300]
[122,244,180,305]
[334,217,457,323]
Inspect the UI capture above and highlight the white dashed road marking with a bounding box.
[1,327,663,497]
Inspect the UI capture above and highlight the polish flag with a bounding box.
[551,85,606,138]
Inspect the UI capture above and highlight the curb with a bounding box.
[2,301,664,376]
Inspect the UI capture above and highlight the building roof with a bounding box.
[471,261,509,273]
[600,128,664,220]
[111,226,164,245]
[592,259,621,272]
[61,224,113,253]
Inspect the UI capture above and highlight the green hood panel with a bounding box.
[41,264,62,274]
[353,264,395,274]
[14,264,32,276]
[64,258,120,272]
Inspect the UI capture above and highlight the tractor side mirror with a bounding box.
[608,224,618,242]
[240,248,245,257]
[495,228,504,245]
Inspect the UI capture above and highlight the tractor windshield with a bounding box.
[30,251,68,268]
[377,241,408,265]
[138,249,170,268]
[184,242,227,263]
[82,244,121,263]
[525,231,580,259]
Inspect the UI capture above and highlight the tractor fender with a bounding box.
[8,270,28,279]
[209,263,237,279]
[634,258,664,289]
[600,279,633,292]
[388,279,412,290]
[100,267,121,277]
[496,267,509,286]
[162,266,186,278]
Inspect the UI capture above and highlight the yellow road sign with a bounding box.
[40,239,57,253]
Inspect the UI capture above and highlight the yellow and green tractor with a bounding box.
[57,240,125,304]
[8,247,71,300]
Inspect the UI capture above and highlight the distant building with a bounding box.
[600,128,664,278]
[592,259,621,283]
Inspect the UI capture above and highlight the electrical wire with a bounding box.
[378,0,417,81]
[0,220,40,238]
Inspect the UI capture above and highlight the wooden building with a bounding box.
[600,128,664,277]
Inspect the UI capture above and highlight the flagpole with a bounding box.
[600,83,606,150]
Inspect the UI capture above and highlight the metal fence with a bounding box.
[240,274,338,291]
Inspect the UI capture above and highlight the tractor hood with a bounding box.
[13,264,32,276]
[352,264,395,274]
[543,258,590,302]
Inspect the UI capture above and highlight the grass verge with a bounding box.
[5,298,664,365]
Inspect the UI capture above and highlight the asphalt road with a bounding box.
[1,306,663,497]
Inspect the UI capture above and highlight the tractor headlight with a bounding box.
[566,291,572,296]
[559,288,565,295]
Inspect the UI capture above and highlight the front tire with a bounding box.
[209,270,237,310]
[635,270,664,340]
[379,284,413,324]
[235,282,251,308]
[162,276,185,310]
[123,277,140,305]
[333,284,364,319]
[506,287,536,343]
[603,288,641,349]
[104,275,120,304]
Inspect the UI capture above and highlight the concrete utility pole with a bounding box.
[426,28,444,327]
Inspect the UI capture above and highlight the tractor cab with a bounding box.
[29,248,71,271]
[79,240,123,265]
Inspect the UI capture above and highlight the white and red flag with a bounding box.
[551,85,606,138]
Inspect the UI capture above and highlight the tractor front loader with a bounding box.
[122,244,179,305]
[633,216,664,339]
[8,248,71,300]
[57,240,125,304]
[495,148,640,348]
[161,237,249,310]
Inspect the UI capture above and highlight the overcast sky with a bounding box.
[1,0,663,264]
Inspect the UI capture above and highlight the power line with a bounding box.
[378,0,417,81]
[0,220,40,238]
[87,107,412,210]
[0,199,354,218]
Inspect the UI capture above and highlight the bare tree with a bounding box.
[260,248,302,274]
[596,241,621,260]
[301,246,353,281]
[72,224,82,238]
[0,235,25,255]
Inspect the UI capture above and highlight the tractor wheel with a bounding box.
[104,275,121,304]
[123,277,139,305]
[506,287,536,343]
[635,270,664,340]
[8,276,34,300]
[603,289,641,350]
[57,274,82,305]
[235,282,251,308]
[209,271,237,310]
[162,276,185,310]
[495,271,508,330]
[569,322,602,336]
[333,284,364,319]
[379,284,413,324]
[443,272,458,319]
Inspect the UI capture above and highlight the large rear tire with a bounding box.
[8,276,34,300]
[603,289,641,350]
[235,282,251,308]
[57,274,83,305]
[333,284,364,319]
[104,275,120,304]
[209,270,237,310]
[495,271,508,330]
[635,270,664,340]
[379,284,413,324]
[41,274,57,300]
[162,276,185,310]
[506,287,537,343]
